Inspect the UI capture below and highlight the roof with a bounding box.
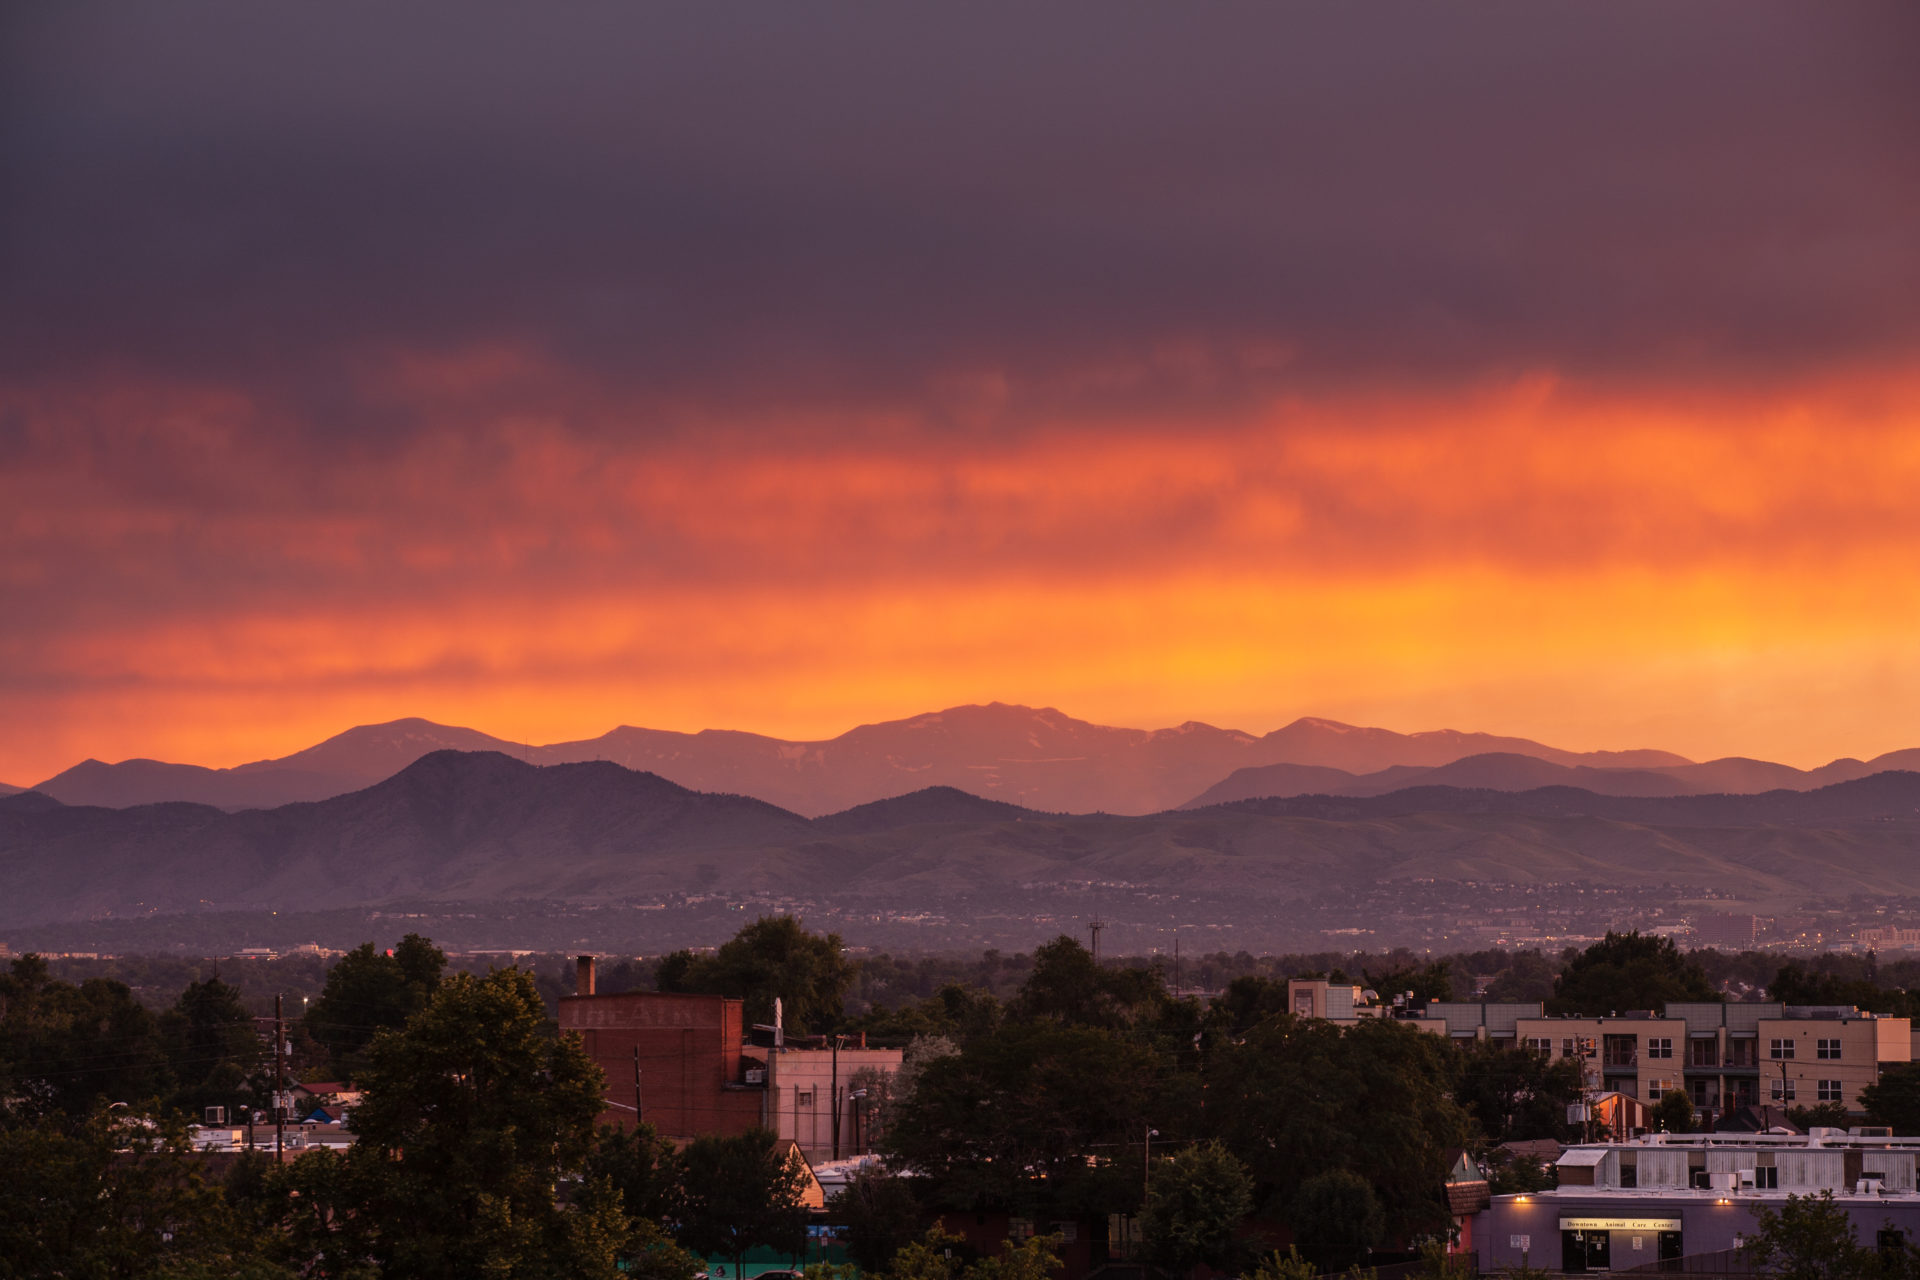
[1500,1139,1565,1162]
[1448,1181,1492,1216]
[1557,1148,1610,1167]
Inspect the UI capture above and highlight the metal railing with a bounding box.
[1617,1248,1762,1278]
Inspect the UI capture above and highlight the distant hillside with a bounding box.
[29,703,1697,816]
[33,718,535,810]
[6,751,1920,928]
[1183,748,1920,808]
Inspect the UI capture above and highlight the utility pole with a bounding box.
[274,993,286,1163]
[1088,919,1105,963]
[633,1046,643,1124]
[1173,936,1181,995]
[830,1035,843,1161]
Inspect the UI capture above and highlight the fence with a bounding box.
[1617,1248,1762,1278]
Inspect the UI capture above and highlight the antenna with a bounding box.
[1088,919,1105,963]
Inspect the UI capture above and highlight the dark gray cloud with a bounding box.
[3,3,1918,426]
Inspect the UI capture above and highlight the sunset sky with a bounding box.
[3,5,1919,786]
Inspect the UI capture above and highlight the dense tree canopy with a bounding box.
[0,955,169,1119]
[1455,1039,1585,1144]
[1140,1140,1255,1275]
[659,916,856,1033]
[0,1112,286,1280]
[273,965,624,1279]
[1549,931,1717,1015]
[672,1128,810,1277]
[1205,1015,1470,1241]
[1771,962,1917,1017]
[1861,1064,1920,1135]
[830,1164,928,1275]
[885,1019,1161,1218]
[159,976,263,1118]
[301,934,445,1075]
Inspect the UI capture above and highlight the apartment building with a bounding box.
[1284,977,1544,1041]
[1513,1002,1910,1117]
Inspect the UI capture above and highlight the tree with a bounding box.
[1013,937,1167,1029]
[1739,1191,1880,1280]
[1483,952,1559,1004]
[672,1128,810,1278]
[828,1165,927,1274]
[1288,1169,1385,1272]
[0,1110,289,1279]
[1652,1088,1695,1135]
[587,1120,681,1224]
[1364,961,1455,1004]
[1770,963,1914,1018]
[883,1021,1158,1220]
[301,935,444,1076]
[0,956,170,1119]
[1206,1016,1470,1243]
[272,965,625,1279]
[1548,932,1717,1015]
[970,1233,1065,1280]
[1207,976,1292,1037]
[1454,1040,1585,1144]
[660,917,856,1033]
[1140,1140,1255,1275]
[1788,1102,1853,1133]
[160,977,263,1118]
[886,1226,969,1280]
[1862,1064,1920,1134]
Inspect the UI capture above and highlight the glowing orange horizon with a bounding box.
[4,363,1919,786]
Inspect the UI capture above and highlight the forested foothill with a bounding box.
[13,924,1920,1277]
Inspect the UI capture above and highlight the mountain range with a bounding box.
[25,703,1905,818]
[5,749,1920,929]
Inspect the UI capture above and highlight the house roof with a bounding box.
[1447,1181,1492,1216]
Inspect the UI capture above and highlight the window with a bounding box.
[1754,1167,1779,1189]
[1819,1080,1844,1102]
[1771,1038,1796,1060]
[1771,1078,1797,1101]
[1818,1038,1842,1060]
[1689,1038,1719,1067]
[1647,1037,1674,1059]
[1562,1038,1576,1058]
[1648,1079,1675,1099]
[1526,1037,1553,1055]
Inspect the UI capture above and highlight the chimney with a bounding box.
[576,954,595,996]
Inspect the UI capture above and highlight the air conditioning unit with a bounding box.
[1710,1172,1738,1192]
[743,1068,766,1085]
[204,1106,227,1125]
[1738,1170,1757,1187]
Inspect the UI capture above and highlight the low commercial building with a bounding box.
[557,956,902,1161]
[1476,1132,1920,1274]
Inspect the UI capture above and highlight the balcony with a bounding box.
[1603,1050,1639,1070]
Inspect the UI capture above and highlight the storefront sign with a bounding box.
[1559,1218,1682,1231]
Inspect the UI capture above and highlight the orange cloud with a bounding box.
[3,366,1919,785]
